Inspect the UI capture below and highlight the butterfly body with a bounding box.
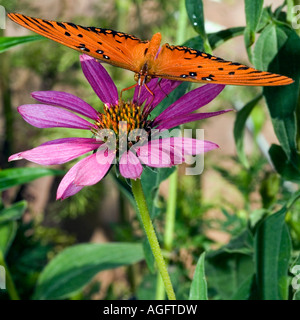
[7,13,294,87]
[134,32,162,86]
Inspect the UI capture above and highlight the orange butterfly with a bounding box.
[7,13,293,89]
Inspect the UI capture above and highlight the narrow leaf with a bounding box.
[189,252,208,300]
[0,35,43,53]
[0,221,17,255]
[33,242,144,300]
[254,25,300,163]
[244,0,264,33]
[233,94,262,168]
[185,0,206,39]
[254,207,292,300]
[244,0,263,60]
[0,167,65,192]
[0,201,27,224]
[208,27,245,50]
[269,144,300,183]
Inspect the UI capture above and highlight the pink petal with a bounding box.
[57,159,86,200]
[156,110,232,130]
[73,148,116,186]
[8,138,101,165]
[135,137,219,167]
[80,54,118,106]
[170,137,219,155]
[153,84,225,125]
[31,91,98,119]
[135,140,175,168]
[119,151,143,179]
[18,104,94,129]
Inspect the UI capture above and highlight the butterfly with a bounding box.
[7,12,293,90]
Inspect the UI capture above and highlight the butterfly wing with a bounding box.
[7,13,149,73]
[152,44,293,86]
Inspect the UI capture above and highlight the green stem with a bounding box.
[0,250,20,300]
[176,0,188,44]
[164,170,178,252]
[155,169,178,300]
[131,179,176,300]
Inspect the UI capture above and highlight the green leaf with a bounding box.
[142,239,155,274]
[233,94,263,168]
[185,0,206,39]
[33,242,144,300]
[208,27,245,50]
[231,274,255,300]
[269,144,300,183]
[206,231,255,300]
[0,167,65,192]
[184,36,204,51]
[244,0,264,33]
[189,252,208,300]
[254,206,292,300]
[254,24,300,163]
[111,175,137,211]
[0,200,27,224]
[0,35,43,53]
[244,0,263,60]
[0,221,17,255]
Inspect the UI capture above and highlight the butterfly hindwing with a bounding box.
[7,13,149,72]
[152,44,292,86]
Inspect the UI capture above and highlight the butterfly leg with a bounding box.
[120,83,138,101]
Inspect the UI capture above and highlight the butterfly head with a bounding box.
[134,73,152,87]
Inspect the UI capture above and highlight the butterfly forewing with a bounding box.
[7,13,149,73]
[152,44,293,86]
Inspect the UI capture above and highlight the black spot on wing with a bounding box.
[56,22,67,29]
[67,22,78,29]
[42,20,54,27]
[76,43,90,52]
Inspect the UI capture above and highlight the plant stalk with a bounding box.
[131,179,176,300]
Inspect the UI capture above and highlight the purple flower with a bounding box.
[9,55,231,200]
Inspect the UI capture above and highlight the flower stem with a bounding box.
[0,250,20,300]
[131,179,176,300]
[155,169,178,300]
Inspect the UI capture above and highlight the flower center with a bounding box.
[92,101,152,144]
